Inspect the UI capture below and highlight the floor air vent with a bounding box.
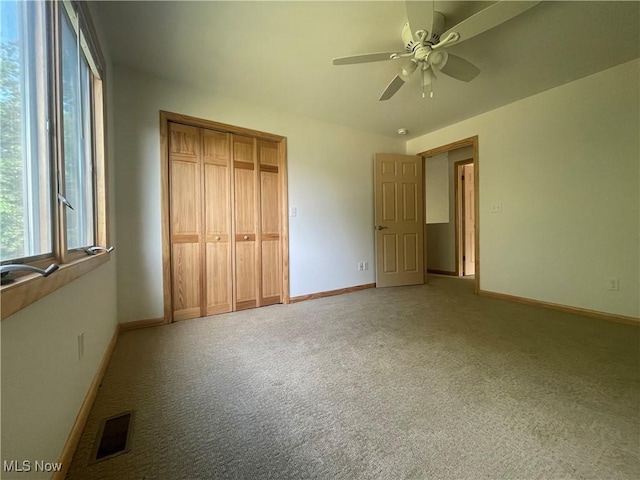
[91,411,133,463]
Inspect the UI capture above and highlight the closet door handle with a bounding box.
[243,235,249,240]
[215,236,220,241]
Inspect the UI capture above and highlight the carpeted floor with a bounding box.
[67,276,640,479]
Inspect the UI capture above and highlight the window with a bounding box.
[0,0,109,317]
[0,0,51,262]
[61,5,95,250]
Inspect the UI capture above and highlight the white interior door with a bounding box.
[374,153,424,287]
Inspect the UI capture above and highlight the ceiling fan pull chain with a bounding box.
[421,67,434,99]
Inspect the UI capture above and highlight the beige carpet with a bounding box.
[67,276,639,479]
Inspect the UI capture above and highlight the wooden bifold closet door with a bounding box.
[168,121,284,321]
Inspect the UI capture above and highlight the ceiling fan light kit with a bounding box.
[332,0,541,101]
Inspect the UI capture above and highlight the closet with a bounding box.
[164,114,288,321]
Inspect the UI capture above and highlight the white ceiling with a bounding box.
[95,1,640,139]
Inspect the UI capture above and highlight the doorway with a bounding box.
[419,136,479,294]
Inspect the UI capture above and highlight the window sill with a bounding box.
[1,253,110,321]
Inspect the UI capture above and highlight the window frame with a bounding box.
[0,0,54,265]
[0,0,110,320]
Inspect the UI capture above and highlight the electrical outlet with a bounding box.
[358,261,364,271]
[364,261,369,271]
[289,206,297,217]
[605,277,620,291]
[77,332,85,360]
[491,203,502,213]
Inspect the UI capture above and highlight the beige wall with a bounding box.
[113,67,404,323]
[1,263,118,476]
[425,153,449,224]
[409,59,640,318]
[0,4,119,475]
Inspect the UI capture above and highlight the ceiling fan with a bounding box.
[332,1,540,101]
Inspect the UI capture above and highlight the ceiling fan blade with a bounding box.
[333,52,402,65]
[439,1,540,46]
[438,53,480,82]
[379,75,406,101]
[379,61,417,101]
[405,0,434,43]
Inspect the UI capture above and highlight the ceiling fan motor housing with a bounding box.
[402,11,445,52]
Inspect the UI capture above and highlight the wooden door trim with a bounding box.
[160,115,172,324]
[162,111,285,143]
[418,136,477,158]
[418,135,479,294]
[454,159,473,277]
[160,111,290,323]
[279,138,290,304]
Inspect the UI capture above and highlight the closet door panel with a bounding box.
[171,161,200,235]
[259,140,281,304]
[233,136,254,164]
[204,164,229,234]
[233,136,259,310]
[260,170,281,304]
[169,123,202,320]
[203,129,229,161]
[203,130,232,314]
[235,241,256,310]
[203,130,230,232]
[170,123,200,159]
[259,140,279,166]
[234,167,255,234]
[205,241,231,315]
[261,240,280,304]
[260,172,279,234]
[172,242,201,321]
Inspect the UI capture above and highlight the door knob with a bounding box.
[243,235,249,240]
[375,226,388,230]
